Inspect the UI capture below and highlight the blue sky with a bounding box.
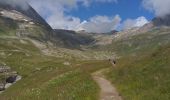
[28,0,169,33]
[1,0,169,32]
[66,0,154,21]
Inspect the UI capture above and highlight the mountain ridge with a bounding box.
[0,2,51,29]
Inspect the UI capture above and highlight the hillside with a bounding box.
[53,29,94,49]
[104,27,170,100]
[0,2,96,49]
[0,1,170,100]
[0,3,115,100]
[0,2,50,28]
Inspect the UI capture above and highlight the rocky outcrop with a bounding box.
[0,66,10,73]
[6,74,17,83]
[0,83,5,91]
[0,66,20,92]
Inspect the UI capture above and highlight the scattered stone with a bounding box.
[15,75,22,81]
[11,71,18,75]
[0,83,5,91]
[0,65,22,93]
[0,66,11,73]
[25,53,30,57]
[63,62,71,66]
[0,52,5,56]
[4,83,12,89]
[35,68,41,71]
[4,76,22,89]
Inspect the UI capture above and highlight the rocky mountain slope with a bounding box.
[0,2,96,49]
[0,3,51,28]
[108,15,170,41]
[153,14,170,26]
[53,29,94,49]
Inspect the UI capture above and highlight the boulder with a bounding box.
[6,75,17,83]
[0,83,5,91]
[0,66,11,73]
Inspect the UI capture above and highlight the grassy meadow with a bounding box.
[0,38,112,100]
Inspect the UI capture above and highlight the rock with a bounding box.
[11,71,18,75]
[16,76,22,81]
[63,62,71,66]
[6,75,17,83]
[0,65,21,93]
[0,66,11,73]
[5,83,12,89]
[35,68,41,71]
[0,83,5,91]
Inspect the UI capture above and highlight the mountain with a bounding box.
[106,30,118,35]
[0,2,55,44]
[112,14,170,40]
[134,15,170,35]
[152,14,170,26]
[53,29,94,48]
[0,2,170,100]
[0,2,97,49]
[0,3,51,28]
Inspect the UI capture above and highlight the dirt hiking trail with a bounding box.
[92,69,122,100]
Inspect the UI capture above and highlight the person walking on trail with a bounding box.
[109,59,116,67]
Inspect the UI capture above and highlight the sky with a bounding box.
[29,0,153,32]
[1,0,170,33]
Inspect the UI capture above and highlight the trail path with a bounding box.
[92,69,122,100]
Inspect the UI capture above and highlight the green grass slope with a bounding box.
[104,28,170,100]
[0,37,112,100]
[0,16,17,36]
[0,6,114,100]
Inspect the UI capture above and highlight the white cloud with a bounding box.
[76,15,121,33]
[0,0,151,33]
[28,0,118,32]
[0,0,29,10]
[122,16,149,30]
[142,0,170,17]
[0,0,119,32]
[29,0,80,30]
[81,0,117,6]
[47,13,81,30]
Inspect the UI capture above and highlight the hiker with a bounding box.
[112,60,116,65]
[109,59,116,67]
